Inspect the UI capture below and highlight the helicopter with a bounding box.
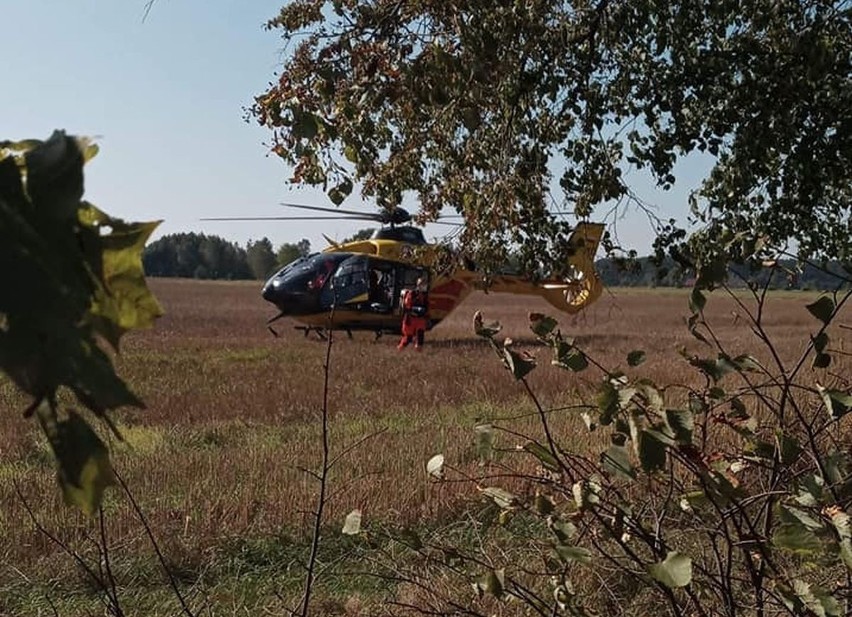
[205,204,605,338]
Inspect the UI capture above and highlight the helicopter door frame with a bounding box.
[395,265,430,314]
[365,258,397,313]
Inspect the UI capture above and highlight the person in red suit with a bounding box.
[398,277,429,351]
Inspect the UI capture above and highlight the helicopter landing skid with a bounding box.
[296,326,328,340]
[294,326,355,341]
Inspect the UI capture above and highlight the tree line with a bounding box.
[143,230,377,280]
[142,232,311,280]
[596,256,850,291]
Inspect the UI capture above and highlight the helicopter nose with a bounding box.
[261,277,282,303]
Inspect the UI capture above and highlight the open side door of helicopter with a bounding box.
[327,255,429,317]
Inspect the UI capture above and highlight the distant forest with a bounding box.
[142,232,312,281]
[144,232,848,290]
[595,256,849,291]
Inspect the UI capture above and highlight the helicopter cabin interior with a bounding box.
[324,254,429,314]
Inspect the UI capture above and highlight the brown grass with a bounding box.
[1,279,848,613]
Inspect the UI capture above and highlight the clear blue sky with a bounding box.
[2,1,705,256]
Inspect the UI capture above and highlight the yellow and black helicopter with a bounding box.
[208,204,604,338]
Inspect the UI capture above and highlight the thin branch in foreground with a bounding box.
[113,469,197,617]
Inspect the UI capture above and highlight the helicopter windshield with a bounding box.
[262,252,352,312]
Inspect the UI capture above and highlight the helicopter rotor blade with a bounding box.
[424,220,465,227]
[200,215,380,221]
[279,202,387,221]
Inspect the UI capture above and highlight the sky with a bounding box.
[2,1,707,256]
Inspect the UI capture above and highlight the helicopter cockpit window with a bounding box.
[330,255,371,305]
[332,255,369,288]
[269,253,349,293]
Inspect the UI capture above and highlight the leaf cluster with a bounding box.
[255,0,852,273]
[0,132,162,514]
[361,280,852,615]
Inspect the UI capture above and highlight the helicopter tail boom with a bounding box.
[474,222,605,315]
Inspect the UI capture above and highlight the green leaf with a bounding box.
[481,487,517,509]
[475,569,504,599]
[473,311,501,338]
[529,312,558,337]
[716,355,737,378]
[638,382,664,414]
[474,423,495,464]
[292,111,319,140]
[637,430,667,473]
[825,452,852,498]
[732,354,761,372]
[0,154,27,210]
[343,144,359,163]
[813,353,832,369]
[648,552,692,588]
[596,381,619,425]
[689,287,706,313]
[0,135,157,419]
[534,492,555,516]
[773,506,824,554]
[80,204,163,349]
[24,130,84,220]
[327,177,353,205]
[688,355,734,382]
[548,518,577,543]
[687,313,711,346]
[552,338,588,372]
[38,408,114,516]
[555,544,592,564]
[572,478,601,510]
[778,432,802,465]
[665,409,694,444]
[806,296,835,324]
[601,445,636,481]
[627,350,646,367]
[788,579,843,617]
[342,509,362,535]
[503,347,536,380]
[523,441,561,472]
[426,454,444,479]
[794,474,826,507]
[813,332,829,354]
[828,508,852,571]
[729,396,748,417]
[553,349,588,372]
[818,386,852,420]
[679,490,711,513]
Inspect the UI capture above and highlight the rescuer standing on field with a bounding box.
[398,277,429,351]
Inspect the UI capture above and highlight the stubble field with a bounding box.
[1,279,847,615]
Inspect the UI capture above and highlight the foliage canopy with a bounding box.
[254,0,851,274]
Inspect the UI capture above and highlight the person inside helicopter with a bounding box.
[369,267,395,310]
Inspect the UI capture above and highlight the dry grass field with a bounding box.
[1,279,848,615]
